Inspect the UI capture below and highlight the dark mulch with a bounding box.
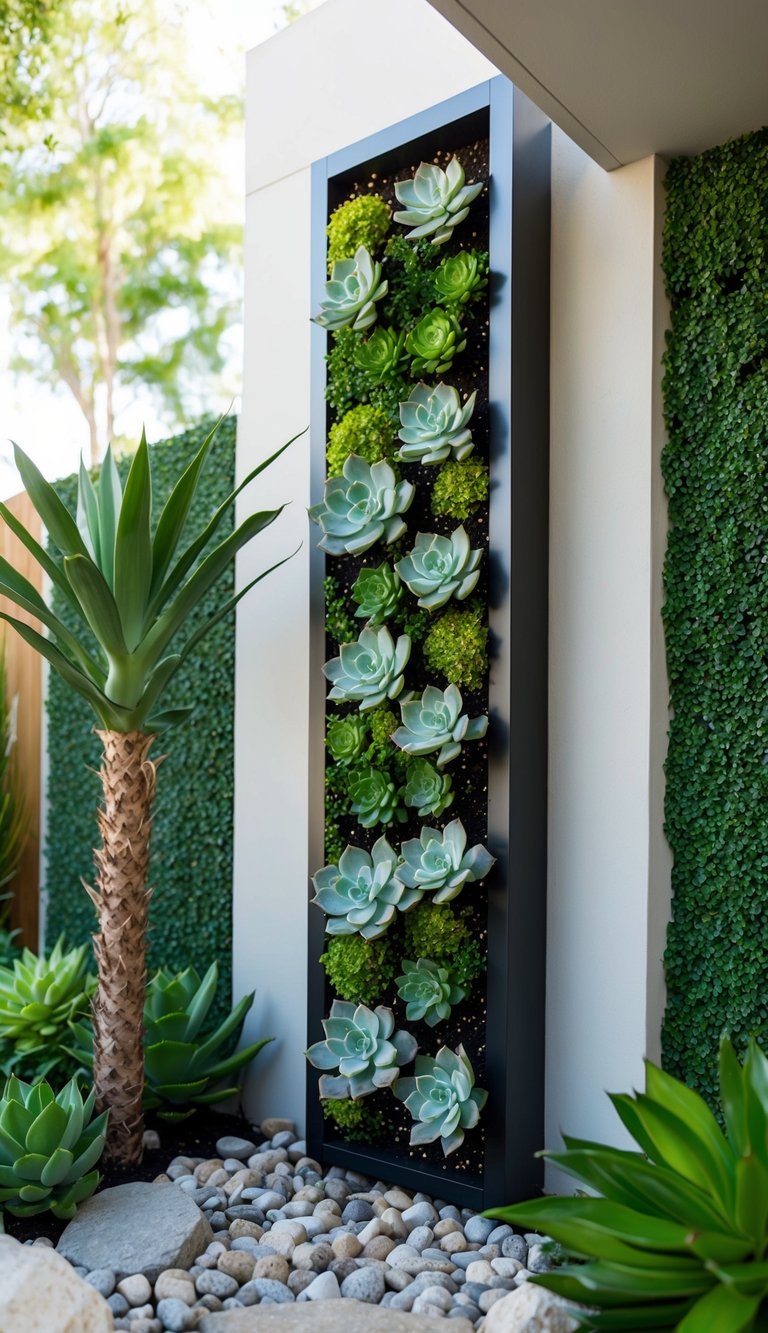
[4,1107,263,1247]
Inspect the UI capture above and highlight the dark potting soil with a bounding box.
[4,1107,263,1247]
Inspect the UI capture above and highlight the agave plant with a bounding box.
[393,158,484,245]
[326,714,368,765]
[352,562,403,625]
[403,758,455,818]
[309,455,414,557]
[405,308,466,377]
[398,383,477,465]
[395,1044,486,1154]
[0,1075,107,1217]
[396,958,466,1027]
[485,1036,768,1332]
[323,626,411,710]
[0,939,95,1079]
[306,999,417,1099]
[348,764,406,829]
[311,835,421,940]
[393,683,487,767]
[396,527,482,610]
[433,250,488,308]
[398,819,494,902]
[353,326,408,382]
[0,423,295,1161]
[312,246,388,332]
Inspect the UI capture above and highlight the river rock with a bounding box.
[478,1284,581,1331]
[0,1235,113,1333]
[57,1181,213,1281]
[198,1298,475,1330]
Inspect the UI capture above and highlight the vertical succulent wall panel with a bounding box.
[307,81,550,1208]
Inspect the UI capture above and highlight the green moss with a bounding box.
[326,329,373,418]
[404,902,485,990]
[367,707,398,764]
[324,574,356,645]
[431,458,489,522]
[322,1096,391,1143]
[383,235,440,328]
[319,934,397,1005]
[423,603,488,692]
[327,194,391,269]
[397,604,429,644]
[326,404,396,478]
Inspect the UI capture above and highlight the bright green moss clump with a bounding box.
[323,1096,390,1143]
[431,458,489,522]
[323,575,356,646]
[326,404,396,477]
[327,194,391,269]
[424,604,488,691]
[367,707,397,763]
[404,902,485,990]
[319,934,397,1005]
[383,235,440,327]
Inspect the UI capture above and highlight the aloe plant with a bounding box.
[0,421,295,1160]
[0,1075,107,1218]
[485,1036,768,1332]
[0,939,94,1080]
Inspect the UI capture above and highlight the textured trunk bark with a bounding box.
[88,730,157,1163]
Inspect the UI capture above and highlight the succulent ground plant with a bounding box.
[326,714,368,765]
[348,764,406,829]
[405,308,466,377]
[396,527,482,610]
[393,158,484,245]
[403,758,455,818]
[0,1075,107,1217]
[433,250,488,307]
[313,246,388,332]
[398,383,477,465]
[306,999,417,1099]
[396,958,466,1027]
[326,194,391,268]
[311,835,421,939]
[0,939,95,1080]
[309,455,414,557]
[323,625,411,710]
[393,683,487,767]
[353,326,408,382]
[395,1044,486,1155]
[351,562,403,625]
[398,819,494,902]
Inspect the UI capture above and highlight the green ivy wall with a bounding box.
[44,418,236,1022]
[662,128,768,1106]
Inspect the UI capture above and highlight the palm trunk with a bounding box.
[87,730,157,1163]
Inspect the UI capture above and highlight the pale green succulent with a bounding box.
[326,715,368,765]
[313,246,388,332]
[398,818,494,903]
[395,1044,487,1154]
[306,999,417,1099]
[352,562,403,625]
[405,308,466,377]
[396,527,482,611]
[0,1075,107,1217]
[393,158,484,246]
[353,326,408,382]
[403,758,455,818]
[309,455,414,557]
[348,764,405,829]
[393,683,487,767]
[0,939,95,1079]
[311,835,421,940]
[396,958,466,1027]
[398,383,477,465]
[323,625,411,710]
[433,250,488,307]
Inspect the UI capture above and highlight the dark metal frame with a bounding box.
[307,77,550,1210]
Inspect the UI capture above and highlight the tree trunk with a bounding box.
[88,730,157,1163]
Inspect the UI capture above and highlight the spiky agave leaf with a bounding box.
[0,1074,107,1217]
[484,1037,768,1331]
[0,938,95,1081]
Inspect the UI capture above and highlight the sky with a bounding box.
[0,0,326,498]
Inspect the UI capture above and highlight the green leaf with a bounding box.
[97,445,123,590]
[150,415,224,594]
[25,1100,68,1154]
[543,1146,733,1232]
[0,559,106,685]
[63,555,127,658]
[0,611,129,729]
[676,1284,761,1333]
[733,1152,768,1241]
[40,1146,74,1187]
[76,458,101,564]
[719,1038,749,1157]
[173,549,299,670]
[113,433,153,650]
[192,991,253,1068]
[200,1036,273,1083]
[12,443,89,559]
[0,501,80,613]
[611,1093,734,1205]
[181,962,218,1041]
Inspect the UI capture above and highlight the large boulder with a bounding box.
[57,1181,212,1282]
[199,1300,474,1331]
[479,1284,581,1331]
[0,1235,114,1332]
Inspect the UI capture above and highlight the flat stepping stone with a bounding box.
[57,1182,212,1282]
[199,1299,475,1331]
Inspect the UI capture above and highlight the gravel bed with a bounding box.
[26,1117,552,1331]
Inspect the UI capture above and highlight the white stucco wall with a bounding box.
[236,0,670,1182]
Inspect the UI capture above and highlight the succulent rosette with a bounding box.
[405,308,466,377]
[353,326,408,382]
[433,250,488,307]
[396,527,482,611]
[398,383,477,465]
[352,562,403,625]
[326,715,368,765]
[403,758,454,818]
[312,245,388,332]
[348,765,405,828]
[306,999,418,1099]
[309,455,414,557]
[396,958,466,1027]
[393,683,488,767]
[311,835,422,940]
[393,158,484,246]
[398,818,494,903]
[323,626,410,710]
[395,1044,487,1154]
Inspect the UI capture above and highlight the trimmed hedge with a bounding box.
[44,418,236,1022]
[661,129,768,1107]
